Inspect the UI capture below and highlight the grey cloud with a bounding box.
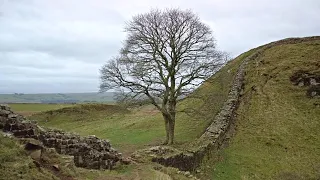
[0,20,123,61]
[0,79,99,94]
[0,0,319,93]
[0,62,100,79]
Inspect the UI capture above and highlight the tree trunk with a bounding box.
[162,113,175,145]
[163,117,169,145]
[168,118,175,145]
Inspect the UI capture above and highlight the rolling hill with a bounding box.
[201,36,320,179]
[1,36,319,179]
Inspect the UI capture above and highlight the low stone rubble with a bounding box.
[0,104,123,170]
[290,70,320,98]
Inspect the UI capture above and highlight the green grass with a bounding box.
[8,103,75,117]
[0,135,59,180]
[0,134,171,180]
[201,40,320,179]
[29,54,246,154]
[7,38,320,179]
[177,48,256,144]
[30,104,164,153]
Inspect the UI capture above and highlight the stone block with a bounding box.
[0,104,11,111]
[0,110,11,117]
[30,149,42,161]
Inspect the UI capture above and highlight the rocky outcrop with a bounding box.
[0,104,122,170]
[290,70,320,98]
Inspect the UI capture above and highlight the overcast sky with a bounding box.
[0,0,319,94]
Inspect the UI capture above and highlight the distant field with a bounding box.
[0,92,115,103]
[9,103,74,111]
[9,103,75,116]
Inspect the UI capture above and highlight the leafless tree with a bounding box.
[100,9,224,145]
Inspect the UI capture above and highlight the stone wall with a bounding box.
[151,48,253,171]
[151,36,320,171]
[0,104,122,170]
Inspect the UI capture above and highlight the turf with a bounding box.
[0,134,178,180]
[0,134,59,180]
[6,38,320,179]
[8,103,75,117]
[29,54,243,154]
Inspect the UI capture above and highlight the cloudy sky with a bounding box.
[0,0,319,94]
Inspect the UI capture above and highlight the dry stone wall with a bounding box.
[151,49,252,171]
[0,104,122,170]
[151,36,320,171]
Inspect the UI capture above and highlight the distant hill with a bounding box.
[0,92,115,103]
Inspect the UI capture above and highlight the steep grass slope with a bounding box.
[200,37,320,179]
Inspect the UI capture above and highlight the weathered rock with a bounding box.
[0,104,11,111]
[120,157,131,165]
[8,114,18,119]
[307,85,320,98]
[52,164,60,171]
[0,110,11,116]
[310,78,318,85]
[298,81,305,87]
[30,149,42,161]
[25,139,43,151]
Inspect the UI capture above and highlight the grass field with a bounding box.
[27,54,243,155]
[4,45,247,154]
[200,40,320,179]
[3,38,319,179]
[1,45,251,179]
[8,103,75,116]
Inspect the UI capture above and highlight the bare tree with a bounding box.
[100,9,224,145]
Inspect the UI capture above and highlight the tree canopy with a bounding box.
[100,8,225,144]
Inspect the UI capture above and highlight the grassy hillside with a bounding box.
[29,52,248,154]
[9,37,320,179]
[0,134,79,180]
[200,38,320,179]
